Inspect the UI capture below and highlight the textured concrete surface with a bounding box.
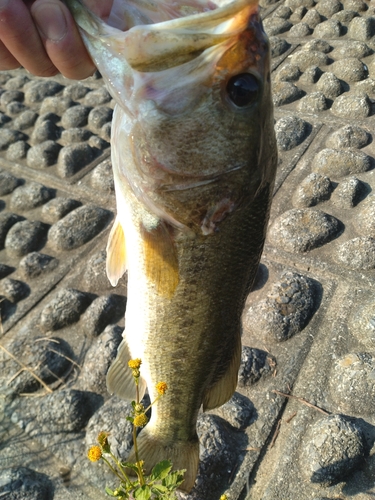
[1,0,375,499]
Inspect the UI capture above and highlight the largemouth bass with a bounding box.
[66,0,277,491]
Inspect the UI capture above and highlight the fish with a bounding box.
[66,0,277,491]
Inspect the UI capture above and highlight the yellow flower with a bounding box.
[133,413,148,427]
[220,495,228,500]
[128,358,142,369]
[87,445,102,462]
[155,381,168,395]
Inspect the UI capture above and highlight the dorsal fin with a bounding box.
[140,221,179,298]
[106,217,127,287]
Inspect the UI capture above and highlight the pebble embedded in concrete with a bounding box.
[292,173,332,208]
[238,346,276,386]
[10,182,54,212]
[275,116,309,151]
[311,148,372,178]
[39,288,91,332]
[5,220,48,256]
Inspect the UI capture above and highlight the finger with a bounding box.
[31,0,96,80]
[0,40,21,71]
[0,0,58,76]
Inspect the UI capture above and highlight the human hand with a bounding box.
[0,0,113,79]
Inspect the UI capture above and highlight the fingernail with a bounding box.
[33,2,68,42]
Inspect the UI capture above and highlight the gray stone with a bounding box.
[263,18,292,36]
[0,278,29,302]
[88,135,109,150]
[331,177,365,208]
[40,96,74,115]
[81,294,126,337]
[26,141,61,168]
[269,208,341,253]
[289,6,307,23]
[31,119,59,144]
[354,78,375,98]
[0,111,11,127]
[39,288,91,332]
[297,92,328,113]
[316,72,342,99]
[332,41,372,59]
[348,16,375,41]
[273,81,303,106]
[331,9,358,24]
[313,19,342,38]
[60,127,92,145]
[312,148,372,177]
[274,64,301,83]
[48,205,111,251]
[79,325,123,394]
[343,0,368,10]
[19,252,58,279]
[0,169,19,195]
[0,466,53,500]
[285,0,315,7]
[41,197,81,223]
[63,83,90,100]
[0,263,14,279]
[5,220,48,256]
[301,9,321,28]
[331,92,371,119]
[214,392,255,430]
[332,58,368,83]
[13,109,38,130]
[273,5,292,19]
[303,39,332,53]
[356,198,375,237]
[6,140,30,160]
[336,237,375,270]
[6,101,27,116]
[83,87,112,106]
[348,299,375,348]
[10,182,54,212]
[90,159,115,193]
[289,22,312,37]
[57,143,95,178]
[244,271,317,342]
[82,250,115,292]
[4,75,30,90]
[61,105,92,129]
[299,66,323,84]
[35,112,59,127]
[302,414,366,486]
[0,129,26,150]
[24,80,63,104]
[315,0,342,18]
[269,36,291,58]
[275,116,309,151]
[290,50,330,71]
[326,125,370,149]
[0,90,24,108]
[292,173,332,207]
[88,106,113,132]
[0,213,24,249]
[238,347,276,386]
[100,122,111,142]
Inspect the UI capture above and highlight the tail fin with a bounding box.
[127,426,199,493]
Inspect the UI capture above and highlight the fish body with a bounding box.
[66,0,277,491]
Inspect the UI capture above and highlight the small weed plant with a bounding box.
[87,359,185,499]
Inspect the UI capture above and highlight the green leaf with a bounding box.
[151,484,169,494]
[162,470,186,489]
[133,485,152,500]
[105,487,116,496]
[126,416,134,423]
[121,462,141,475]
[150,460,172,481]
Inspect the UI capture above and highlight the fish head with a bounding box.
[67,0,276,233]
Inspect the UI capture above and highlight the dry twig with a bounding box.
[272,389,330,416]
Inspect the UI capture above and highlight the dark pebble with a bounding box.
[0,111,11,127]
[88,135,109,150]
[0,278,29,302]
[269,36,291,58]
[0,128,26,150]
[0,466,53,500]
[313,19,342,38]
[316,72,343,99]
[4,75,30,90]
[13,109,38,130]
[275,116,309,151]
[326,125,370,149]
[290,6,307,23]
[297,92,328,113]
[292,173,332,207]
[31,119,59,144]
[0,90,24,108]
[290,49,330,71]
[354,78,375,98]
[60,127,92,145]
[26,141,61,168]
[39,288,91,332]
[285,0,315,8]
[19,252,57,279]
[331,177,365,208]
[348,16,375,41]
[331,40,372,59]
[24,80,63,104]
[0,169,19,195]
[312,148,372,177]
[41,197,81,223]
[90,158,115,193]
[57,143,95,178]
[336,237,375,270]
[82,250,114,292]
[6,101,27,116]
[79,324,123,394]
[63,83,89,100]
[331,92,371,119]
[48,205,111,251]
[5,220,48,256]
[88,106,113,132]
[100,122,111,142]
[0,213,24,249]
[302,414,366,486]
[269,208,341,253]
[273,5,292,19]
[263,18,292,36]
[332,58,368,83]
[273,81,303,106]
[315,0,342,17]
[214,392,255,429]
[302,9,321,28]
[289,22,312,37]
[299,65,323,84]
[332,9,358,24]
[83,87,112,106]
[6,140,30,160]
[244,271,317,342]
[0,263,14,279]
[238,346,276,386]
[274,64,301,83]
[40,96,74,115]
[35,112,59,126]
[10,182,54,212]
[81,294,126,337]
[61,104,92,128]
[303,39,332,53]
[343,0,368,10]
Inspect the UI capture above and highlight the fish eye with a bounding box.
[226,73,259,108]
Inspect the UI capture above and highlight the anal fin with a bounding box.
[106,217,127,287]
[127,427,199,493]
[106,339,147,401]
[203,331,241,411]
[140,221,179,298]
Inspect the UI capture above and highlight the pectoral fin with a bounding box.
[106,339,147,401]
[106,217,127,287]
[203,331,241,410]
[140,222,179,298]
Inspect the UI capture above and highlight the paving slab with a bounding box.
[1,1,375,499]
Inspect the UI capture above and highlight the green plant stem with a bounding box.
[133,425,145,486]
[110,451,133,486]
[144,395,161,414]
[102,456,127,485]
